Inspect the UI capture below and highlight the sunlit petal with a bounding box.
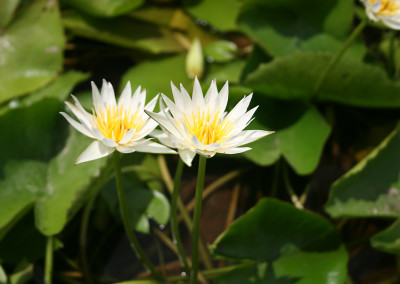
[75,141,115,164]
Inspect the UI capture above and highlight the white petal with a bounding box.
[230,106,259,135]
[106,82,117,108]
[161,94,183,120]
[131,85,142,109]
[223,130,273,147]
[65,100,93,129]
[102,138,118,148]
[133,140,176,154]
[134,119,159,140]
[75,141,115,164]
[192,77,204,110]
[180,83,193,112]
[381,15,400,30]
[91,81,103,111]
[145,110,183,140]
[144,94,159,113]
[116,144,137,153]
[225,93,253,122]
[171,81,184,111]
[191,135,205,150]
[204,79,217,104]
[151,129,176,148]
[204,143,221,151]
[118,81,132,109]
[60,112,95,138]
[90,128,105,141]
[178,148,196,167]
[119,129,135,144]
[217,81,229,113]
[218,147,252,154]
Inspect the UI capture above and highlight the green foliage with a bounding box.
[0,0,65,103]
[1,0,400,281]
[325,126,400,218]
[212,198,348,283]
[245,52,400,107]
[238,0,353,56]
[61,0,144,18]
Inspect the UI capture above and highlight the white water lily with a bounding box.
[362,0,400,29]
[60,80,176,164]
[146,78,273,167]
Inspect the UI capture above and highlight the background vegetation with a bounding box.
[1,0,400,283]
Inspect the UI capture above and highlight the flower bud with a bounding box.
[186,38,204,79]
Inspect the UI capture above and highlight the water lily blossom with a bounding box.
[60,80,176,164]
[362,0,400,29]
[146,78,273,166]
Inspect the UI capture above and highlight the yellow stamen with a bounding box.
[93,104,145,143]
[369,0,400,15]
[183,107,234,145]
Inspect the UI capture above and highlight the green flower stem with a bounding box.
[158,155,213,270]
[167,263,242,282]
[45,236,54,284]
[80,162,114,284]
[171,159,191,273]
[113,152,162,280]
[313,18,368,98]
[191,156,207,284]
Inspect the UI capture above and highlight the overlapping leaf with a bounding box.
[238,0,355,57]
[325,126,400,218]
[0,0,65,103]
[245,52,400,107]
[212,198,348,283]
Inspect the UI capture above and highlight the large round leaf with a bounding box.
[0,0,65,103]
[120,54,245,103]
[0,0,20,28]
[34,130,106,236]
[212,198,348,283]
[245,52,400,108]
[61,0,143,18]
[325,126,400,218]
[183,0,241,31]
[0,71,89,169]
[238,0,353,57]
[241,104,331,175]
[371,219,400,254]
[62,11,184,54]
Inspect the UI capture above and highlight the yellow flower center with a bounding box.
[369,0,400,15]
[183,107,233,145]
[93,105,145,142]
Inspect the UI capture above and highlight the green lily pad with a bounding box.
[0,0,20,28]
[0,129,106,237]
[0,71,89,115]
[0,161,47,233]
[371,219,400,254]
[120,54,245,103]
[245,52,400,108]
[62,10,184,54]
[238,0,354,57]
[0,0,65,103]
[204,40,238,63]
[102,184,170,234]
[61,0,143,18]
[242,104,330,175]
[183,0,241,31]
[325,126,400,218]
[212,198,348,283]
[34,129,106,236]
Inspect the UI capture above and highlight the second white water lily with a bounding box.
[61,80,175,164]
[147,78,273,166]
[362,0,400,29]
